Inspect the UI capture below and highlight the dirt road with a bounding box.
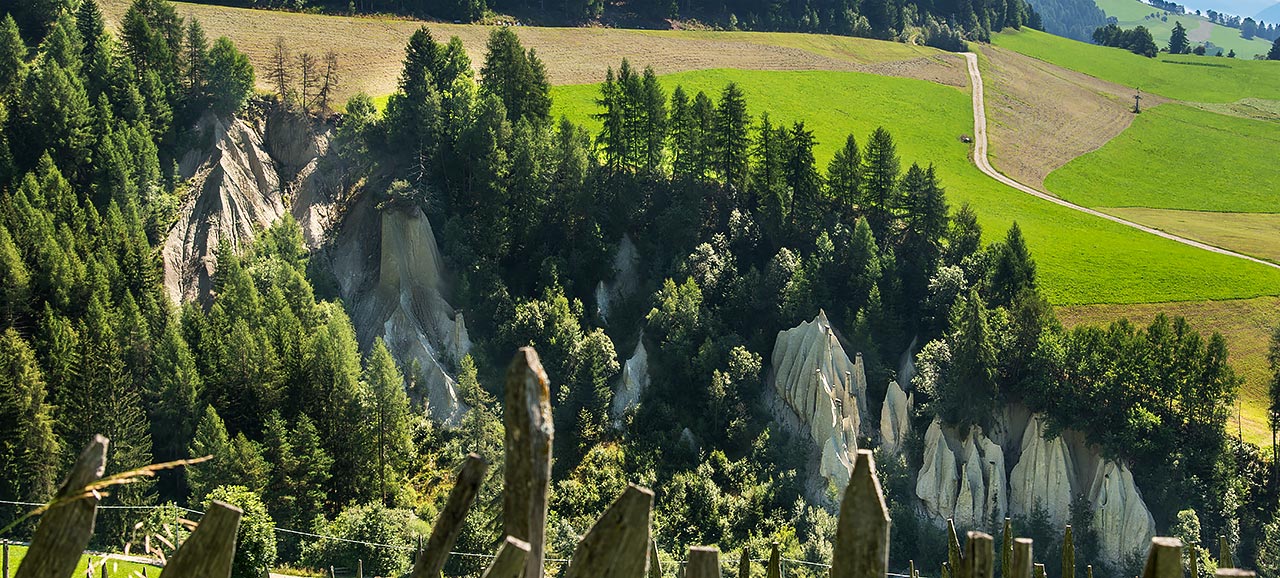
[961,52,1280,271]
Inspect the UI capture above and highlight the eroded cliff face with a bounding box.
[611,339,650,427]
[915,420,1005,530]
[164,114,285,304]
[769,311,868,491]
[1009,414,1076,529]
[1090,459,1157,563]
[879,378,912,454]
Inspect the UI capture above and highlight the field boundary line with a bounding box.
[962,51,1280,271]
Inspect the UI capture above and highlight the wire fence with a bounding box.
[1,500,931,578]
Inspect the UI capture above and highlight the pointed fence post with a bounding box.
[1002,520,1013,578]
[357,559,363,578]
[1141,538,1183,578]
[1087,565,1093,578]
[947,520,962,578]
[412,454,489,578]
[1190,545,1200,578]
[962,532,994,578]
[564,485,654,578]
[504,348,554,578]
[684,547,720,578]
[15,436,109,578]
[1063,526,1075,578]
[766,543,780,578]
[737,548,750,578]
[831,450,890,578]
[482,537,533,578]
[1218,537,1232,569]
[649,539,662,578]
[158,501,243,578]
[1011,539,1033,578]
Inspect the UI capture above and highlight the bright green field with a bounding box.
[1045,104,1280,212]
[992,28,1280,102]
[4,544,162,577]
[1093,0,1275,58]
[550,68,1280,305]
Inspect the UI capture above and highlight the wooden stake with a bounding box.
[1087,565,1093,578]
[947,520,962,578]
[1190,545,1200,578]
[1001,520,1013,578]
[503,348,554,578]
[358,559,363,578]
[412,454,489,578]
[963,532,994,578]
[1062,526,1075,578]
[649,539,662,578]
[564,485,654,578]
[1011,539,1033,578]
[684,547,720,578]
[3,540,9,578]
[1218,537,1232,569]
[1141,537,1183,578]
[15,435,109,578]
[831,451,890,578]
[159,501,243,578]
[737,548,750,578]
[766,543,780,578]
[910,560,917,578]
[481,537,532,578]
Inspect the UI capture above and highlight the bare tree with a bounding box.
[298,51,319,109]
[269,36,294,104]
[318,50,340,112]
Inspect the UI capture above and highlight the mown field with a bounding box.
[1045,104,1280,213]
[1059,296,1280,446]
[1093,0,1275,58]
[992,28,1280,102]
[551,68,1280,305]
[3,544,162,578]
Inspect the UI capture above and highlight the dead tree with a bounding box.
[270,37,293,104]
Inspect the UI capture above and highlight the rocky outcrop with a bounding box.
[915,420,1004,531]
[978,434,1008,529]
[879,379,912,454]
[1008,414,1076,529]
[770,311,868,489]
[1090,460,1156,563]
[916,420,958,521]
[164,114,285,304]
[611,340,649,426]
[595,236,641,323]
[327,197,471,425]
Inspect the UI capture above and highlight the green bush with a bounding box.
[205,486,278,578]
[302,503,428,577]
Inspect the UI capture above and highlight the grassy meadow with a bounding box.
[1045,104,1280,212]
[1093,0,1275,58]
[991,28,1280,102]
[551,68,1280,305]
[3,544,162,578]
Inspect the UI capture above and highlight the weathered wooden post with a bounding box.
[329,566,335,578]
[1010,538,1033,578]
[3,540,9,578]
[564,485,654,578]
[357,559,363,578]
[947,519,962,578]
[765,543,779,578]
[504,348,554,578]
[1141,537,1183,578]
[158,501,243,578]
[1189,545,1200,578]
[684,547,720,578]
[831,450,890,578]
[962,532,994,578]
[737,548,749,578]
[481,537,533,578]
[1087,565,1093,578]
[910,560,917,578]
[1002,520,1013,578]
[1063,526,1075,578]
[15,435,109,578]
[1218,537,1232,569]
[649,539,662,578]
[412,454,489,578]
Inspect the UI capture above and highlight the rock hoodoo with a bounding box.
[915,419,1005,530]
[164,114,284,304]
[879,378,912,454]
[611,340,650,427]
[1008,414,1076,529]
[770,311,868,489]
[916,419,958,521]
[1090,460,1156,563]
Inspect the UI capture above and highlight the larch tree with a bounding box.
[0,329,61,507]
[827,134,861,209]
[0,15,25,97]
[363,338,414,506]
[269,36,293,103]
[716,82,750,192]
[188,404,232,503]
[860,126,900,244]
[1269,325,1280,479]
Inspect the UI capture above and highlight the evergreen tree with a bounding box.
[188,405,232,503]
[940,289,1000,430]
[595,67,627,173]
[0,225,31,325]
[784,122,820,235]
[989,222,1036,308]
[480,27,550,126]
[690,90,716,181]
[0,16,25,98]
[1269,37,1280,60]
[860,126,900,243]
[897,163,949,315]
[206,37,253,116]
[1169,21,1190,54]
[669,85,695,179]
[945,201,982,268]
[227,433,271,495]
[1269,325,1280,475]
[363,338,414,506]
[751,112,787,240]
[0,329,60,506]
[827,134,861,208]
[716,82,750,192]
[145,323,200,501]
[75,0,107,63]
[641,66,667,174]
[14,56,94,180]
[385,33,442,179]
[183,19,209,102]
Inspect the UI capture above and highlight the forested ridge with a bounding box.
[2,1,1280,577]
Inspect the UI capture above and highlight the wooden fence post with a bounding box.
[1141,538,1183,578]
[503,348,554,578]
[99,560,106,578]
[564,485,654,578]
[831,450,890,578]
[15,435,109,578]
[684,547,720,578]
[765,543,779,578]
[481,537,532,578]
[909,560,917,578]
[329,566,335,578]
[1002,520,1013,578]
[1063,526,1074,578]
[962,532,994,578]
[1218,537,1232,569]
[648,539,661,578]
[1190,545,1200,578]
[947,520,962,578]
[158,501,242,578]
[1010,538,1033,578]
[412,454,489,578]
[736,548,749,578]
[1087,565,1093,578]
[3,540,9,578]
[1214,570,1256,578]
[357,559,363,578]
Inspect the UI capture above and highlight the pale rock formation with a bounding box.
[1009,414,1076,529]
[595,281,612,322]
[1089,460,1156,564]
[879,378,912,454]
[978,434,1008,528]
[611,340,650,426]
[165,114,284,304]
[954,434,987,530]
[770,311,867,489]
[595,236,641,322]
[916,419,958,521]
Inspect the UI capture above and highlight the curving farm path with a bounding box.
[961,52,1280,271]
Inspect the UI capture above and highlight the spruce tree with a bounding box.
[183,19,209,102]
[1169,21,1190,54]
[827,134,861,208]
[989,222,1037,308]
[145,323,201,501]
[76,0,106,60]
[0,15,25,98]
[784,121,820,235]
[861,126,900,243]
[480,27,550,126]
[641,66,668,175]
[188,405,231,503]
[0,329,61,506]
[690,91,716,181]
[206,37,253,116]
[1269,37,1280,60]
[716,82,750,192]
[669,85,695,179]
[363,338,414,506]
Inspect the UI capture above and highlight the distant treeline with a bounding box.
[1024,0,1107,41]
